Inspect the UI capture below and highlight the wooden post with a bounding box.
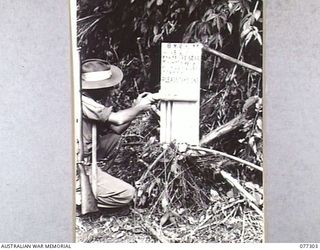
[159,43,202,145]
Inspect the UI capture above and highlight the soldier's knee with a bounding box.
[125,184,136,202]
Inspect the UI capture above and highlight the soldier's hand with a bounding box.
[134,93,155,111]
[134,92,156,108]
[134,92,148,106]
[150,92,161,101]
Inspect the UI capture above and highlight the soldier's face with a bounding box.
[109,84,120,96]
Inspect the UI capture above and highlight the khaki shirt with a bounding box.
[82,95,112,155]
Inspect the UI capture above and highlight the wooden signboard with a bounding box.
[159,43,202,145]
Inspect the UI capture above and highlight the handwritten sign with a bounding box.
[160,43,202,145]
[160,43,202,99]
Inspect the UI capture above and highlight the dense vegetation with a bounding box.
[76,0,263,243]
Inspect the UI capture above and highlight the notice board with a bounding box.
[159,43,202,145]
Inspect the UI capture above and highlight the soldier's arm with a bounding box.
[108,93,154,125]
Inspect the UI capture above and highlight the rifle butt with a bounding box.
[78,164,99,215]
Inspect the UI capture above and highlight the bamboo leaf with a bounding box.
[160,212,170,226]
[147,179,158,196]
[255,32,262,45]
[161,194,169,211]
[218,34,223,48]
[206,13,218,22]
[153,25,159,35]
[147,0,156,9]
[241,28,251,40]
[141,22,148,34]
[257,117,262,130]
[189,2,196,16]
[153,34,162,43]
[253,10,261,21]
[227,22,233,33]
[216,17,221,31]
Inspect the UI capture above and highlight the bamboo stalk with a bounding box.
[189,146,263,172]
[220,170,263,216]
[137,37,148,79]
[248,201,263,217]
[202,45,262,74]
[220,170,257,204]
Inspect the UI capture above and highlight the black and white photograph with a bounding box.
[71,0,263,243]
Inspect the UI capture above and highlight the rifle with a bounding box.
[73,48,98,215]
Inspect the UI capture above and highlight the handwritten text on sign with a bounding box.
[160,43,202,145]
[160,43,202,99]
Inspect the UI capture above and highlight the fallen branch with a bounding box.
[202,45,262,74]
[200,115,246,145]
[189,146,263,172]
[220,170,263,216]
[200,96,260,146]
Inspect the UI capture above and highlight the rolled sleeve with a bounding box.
[82,95,112,122]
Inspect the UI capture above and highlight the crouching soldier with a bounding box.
[76,59,155,214]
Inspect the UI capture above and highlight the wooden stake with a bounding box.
[202,45,262,74]
[189,146,263,172]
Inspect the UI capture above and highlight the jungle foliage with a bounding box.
[76,0,263,243]
[77,0,263,166]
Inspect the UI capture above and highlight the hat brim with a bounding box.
[82,65,123,90]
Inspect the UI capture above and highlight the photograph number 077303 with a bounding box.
[70,0,263,243]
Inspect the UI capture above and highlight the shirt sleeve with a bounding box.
[82,95,113,122]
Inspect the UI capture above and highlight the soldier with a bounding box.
[77,59,155,213]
